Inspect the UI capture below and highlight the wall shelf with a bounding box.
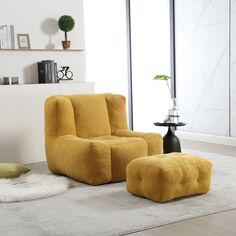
[0,49,85,52]
[0,82,87,87]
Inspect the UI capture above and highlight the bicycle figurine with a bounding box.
[57,66,73,80]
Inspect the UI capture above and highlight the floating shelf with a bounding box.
[0,82,93,87]
[0,49,85,52]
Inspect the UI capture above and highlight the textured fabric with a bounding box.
[0,163,30,178]
[45,93,163,185]
[0,174,69,202]
[114,129,163,155]
[46,136,112,185]
[126,153,212,203]
[105,94,128,133]
[89,136,148,182]
[70,94,111,138]
[45,96,76,136]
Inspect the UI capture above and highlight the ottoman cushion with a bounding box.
[126,153,212,203]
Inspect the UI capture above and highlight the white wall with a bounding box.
[175,0,229,136]
[0,83,94,164]
[0,0,86,83]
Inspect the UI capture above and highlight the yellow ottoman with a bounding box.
[126,153,212,203]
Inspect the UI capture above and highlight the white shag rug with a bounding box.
[0,174,70,203]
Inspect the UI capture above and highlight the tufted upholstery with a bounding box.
[45,93,163,185]
[126,153,212,202]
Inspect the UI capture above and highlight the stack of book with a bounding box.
[0,25,15,49]
[37,60,58,83]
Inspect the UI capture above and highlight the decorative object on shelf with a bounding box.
[0,76,20,85]
[0,25,15,49]
[153,74,180,124]
[17,34,31,49]
[57,66,73,81]
[38,60,58,83]
[11,77,19,85]
[2,77,10,85]
[58,15,75,50]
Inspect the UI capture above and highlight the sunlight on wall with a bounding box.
[84,0,171,135]
[83,0,128,98]
[131,0,171,135]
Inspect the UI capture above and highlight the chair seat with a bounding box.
[89,136,148,182]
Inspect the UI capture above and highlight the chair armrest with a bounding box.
[45,135,112,185]
[113,130,163,155]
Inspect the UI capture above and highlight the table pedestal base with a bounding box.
[163,127,181,153]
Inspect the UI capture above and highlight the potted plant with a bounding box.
[153,74,179,123]
[58,15,75,49]
[153,75,171,95]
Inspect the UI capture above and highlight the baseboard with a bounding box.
[176,131,236,147]
[176,131,236,157]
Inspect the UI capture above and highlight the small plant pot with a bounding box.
[62,41,71,50]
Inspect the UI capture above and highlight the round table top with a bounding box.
[153,122,187,127]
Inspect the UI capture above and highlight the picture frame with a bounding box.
[17,34,30,49]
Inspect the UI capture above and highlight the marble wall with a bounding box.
[231,0,236,137]
[175,0,230,136]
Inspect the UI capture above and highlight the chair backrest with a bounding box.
[45,93,128,138]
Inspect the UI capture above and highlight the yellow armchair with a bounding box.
[45,93,163,185]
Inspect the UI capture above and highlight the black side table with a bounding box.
[154,122,186,153]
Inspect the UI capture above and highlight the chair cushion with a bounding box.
[0,163,31,178]
[70,94,111,138]
[105,94,128,133]
[89,136,148,182]
[45,96,77,136]
[113,130,163,155]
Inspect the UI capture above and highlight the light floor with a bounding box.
[130,209,236,236]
